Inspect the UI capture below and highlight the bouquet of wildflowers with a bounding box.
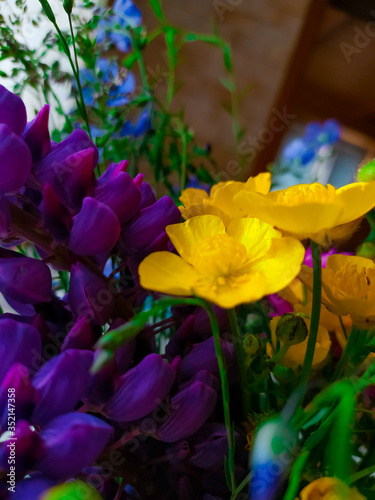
[0,1,375,500]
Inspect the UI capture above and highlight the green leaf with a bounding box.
[149,0,164,22]
[38,0,56,23]
[42,481,103,500]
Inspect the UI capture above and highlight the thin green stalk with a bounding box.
[349,464,375,484]
[228,308,249,418]
[179,127,187,191]
[332,325,359,381]
[283,450,310,500]
[230,471,251,500]
[299,240,321,386]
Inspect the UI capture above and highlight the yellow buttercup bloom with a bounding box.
[267,316,331,369]
[299,477,365,500]
[179,172,271,225]
[233,181,375,245]
[139,214,305,309]
[300,254,375,328]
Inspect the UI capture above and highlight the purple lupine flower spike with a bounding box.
[31,349,94,426]
[36,412,112,479]
[157,381,217,442]
[105,353,175,421]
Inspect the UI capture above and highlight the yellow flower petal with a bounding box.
[193,271,266,309]
[139,251,197,296]
[179,188,208,207]
[226,217,281,262]
[166,215,225,264]
[299,477,365,500]
[336,181,375,225]
[250,237,305,295]
[245,171,271,194]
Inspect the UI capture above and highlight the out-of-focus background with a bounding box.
[2,0,375,186]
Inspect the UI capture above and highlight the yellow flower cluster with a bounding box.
[140,174,375,312]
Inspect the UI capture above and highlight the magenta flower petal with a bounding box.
[23,104,51,162]
[105,353,176,421]
[0,124,32,194]
[70,197,121,255]
[36,412,113,479]
[0,319,41,383]
[31,349,94,425]
[0,255,52,304]
[157,381,217,442]
[0,85,27,136]
[94,171,141,224]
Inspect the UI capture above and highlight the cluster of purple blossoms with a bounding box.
[0,86,247,499]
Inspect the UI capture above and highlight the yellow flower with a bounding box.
[267,316,331,369]
[179,172,271,225]
[300,254,375,328]
[139,214,305,309]
[299,477,365,500]
[234,181,375,245]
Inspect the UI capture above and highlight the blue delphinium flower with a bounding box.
[96,0,142,53]
[120,107,152,138]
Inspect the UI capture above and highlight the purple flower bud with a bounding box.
[0,85,27,136]
[179,337,234,379]
[0,363,38,426]
[109,319,136,374]
[105,353,175,421]
[157,381,217,442]
[165,315,195,360]
[36,412,112,479]
[0,124,32,194]
[189,424,229,470]
[94,171,141,225]
[82,354,117,410]
[97,159,129,186]
[31,349,94,425]
[48,148,97,212]
[61,316,94,351]
[0,319,41,383]
[122,196,181,251]
[23,105,51,162]
[0,254,52,304]
[70,197,121,255]
[68,263,114,324]
[179,370,220,393]
[34,129,98,183]
[0,421,45,475]
[138,181,157,210]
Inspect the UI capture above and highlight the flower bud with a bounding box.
[275,313,308,346]
[243,334,261,357]
[63,0,74,14]
[357,159,375,182]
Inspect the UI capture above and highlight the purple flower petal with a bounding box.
[122,196,181,251]
[94,171,141,224]
[13,476,56,500]
[105,353,175,421]
[0,319,41,383]
[23,105,51,162]
[0,255,52,304]
[37,412,112,479]
[61,316,94,351]
[0,85,27,136]
[0,124,32,194]
[31,349,94,425]
[70,197,121,255]
[157,381,217,442]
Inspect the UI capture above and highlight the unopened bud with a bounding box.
[275,313,308,346]
[358,159,375,182]
[63,0,74,15]
[243,334,261,358]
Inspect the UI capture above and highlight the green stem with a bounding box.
[230,471,251,500]
[272,343,290,364]
[283,450,310,500]
[180,127,187,192]
[299,240,321,386]
[349,464,375,484]
[228,308,249,418]
[332,325,359,382]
